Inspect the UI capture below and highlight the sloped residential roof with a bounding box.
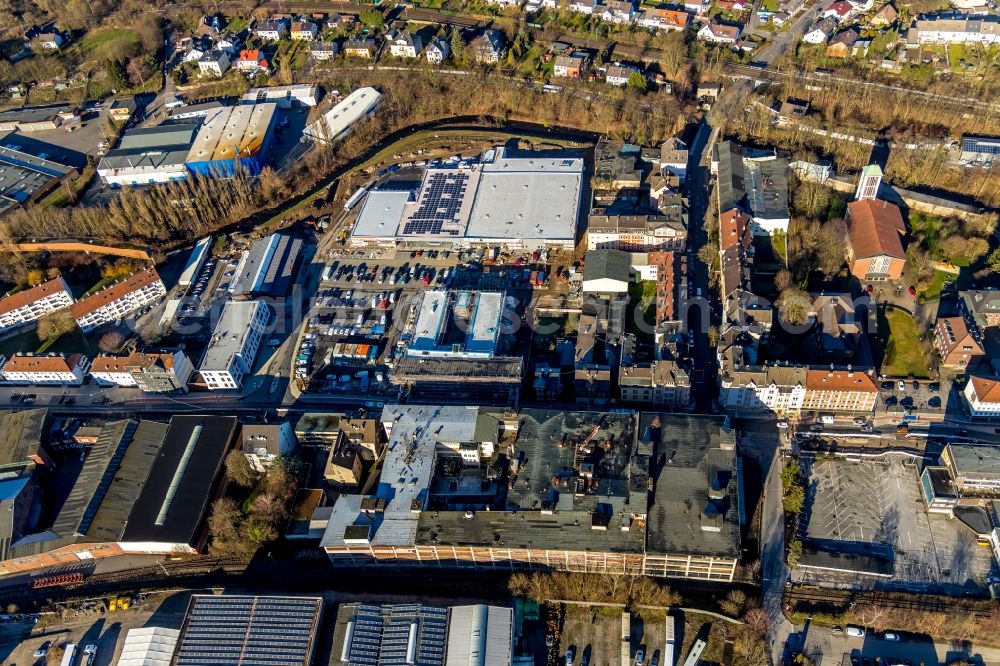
[805,369,878,393]
[71,267,162,318]
[0,278,70,317]
[847,199,906,259]
[583,249,632,284]
[969,375,1000,403]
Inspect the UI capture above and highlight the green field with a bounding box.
[82,29,141,61]
[878,308,932,378]
[917,269,956,303]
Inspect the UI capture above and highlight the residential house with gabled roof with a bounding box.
[933,316,984,370]
[871,3,898,27]
[554,54,587,77]
[960,290,1000,330]
[290,20,319,40]
[237,49,272,74]
[803,17,838,42]
[822,0,854,21]
[639,8,690,30]
[310,40,338,60]
[471,29,506,63]
[845,199,907,281]
[826,28,860,57]
[605,62,638,86]
[698,19,743,43]
[197,49,231,77]
[388,29,423,58]
[569,0,600,13]
[426,38,450,64]
[601,0,635,23]
[964,375,1000,417]
[344,38,378,59]
[255,18,289,41]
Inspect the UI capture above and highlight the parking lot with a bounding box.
[799,458,994,591]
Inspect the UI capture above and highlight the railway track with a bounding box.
[785,587,996,618]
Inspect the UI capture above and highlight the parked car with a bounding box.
[846,626,865,637]
[883,632,900,642]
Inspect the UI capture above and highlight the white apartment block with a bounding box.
[71,268,167,333]
[964,376,1000,417]
[0,277,74,334]
[0,353,91,385]
[199,299,269,390]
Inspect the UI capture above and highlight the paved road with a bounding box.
[684,121,717,413]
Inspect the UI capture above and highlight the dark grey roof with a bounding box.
[583,249,632,284]
[174,595,322,666]
[945,443,1000,480]
[960,290,1000,329]
[642,414,741,557]
[415,509,644,553]
[798,547,893,577]
[334,603,449,666]
[0,409,48,472]
[0,104,70,124]
[715,141,744,213]
[954,505,991,536]
[507,409,641,514]
[82,420,168,543]
[121,416,238,546]
[98,124,199,172]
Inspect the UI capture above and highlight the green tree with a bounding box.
[449,26,466,63]
[358,8,385,30]
[105,58,128,90]
[225,449,256,487]
[787,538,803,567]
[626,70,648,93]
[987,247,1000,274]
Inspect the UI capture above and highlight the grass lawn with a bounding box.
[918,269,956,303]
[82,29,140,61]
[762,0,780,10]
[878,308,932,378]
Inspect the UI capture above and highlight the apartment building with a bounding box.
[587,213,687,251]
[89,350,194,392]
[0,353,91,385]
[71,268,166,333]
[198,299,269,390]
[963,375,1000,418]
[0,277,74,334]
[912,13,1000,45]
[618,360,691,407]
[941,443,1000,491]
[801,369,879,414]
[933,316,984,370]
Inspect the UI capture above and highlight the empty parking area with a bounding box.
[801,458,994,590]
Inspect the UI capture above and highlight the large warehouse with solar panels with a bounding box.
[173,595,323,666]
[332,602,513,666]
[349,146,584,250]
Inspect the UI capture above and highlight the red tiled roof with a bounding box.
[719,208,751,253]
[3,353,82,373]
[70,268,161,319]
[91,352,175,374]
[0,278,70,317]
[969,375,1000,403]
[805,369,878,393]
[847,199,906,260]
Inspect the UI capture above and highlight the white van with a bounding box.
[846,626,865,637]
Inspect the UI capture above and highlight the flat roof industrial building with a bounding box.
[97,123,199,187]
[408,290,504,360]
[0,144,77,215]
[304,86,382,144]
[351,147,584,249]
[174,595,322,666]
[229,232,303,297]
[186,103,278,176]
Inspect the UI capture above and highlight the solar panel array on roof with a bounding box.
[345,603,449,666]
[401,171,469,236]
[962,135,1000,156]
[174,595,322,666]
